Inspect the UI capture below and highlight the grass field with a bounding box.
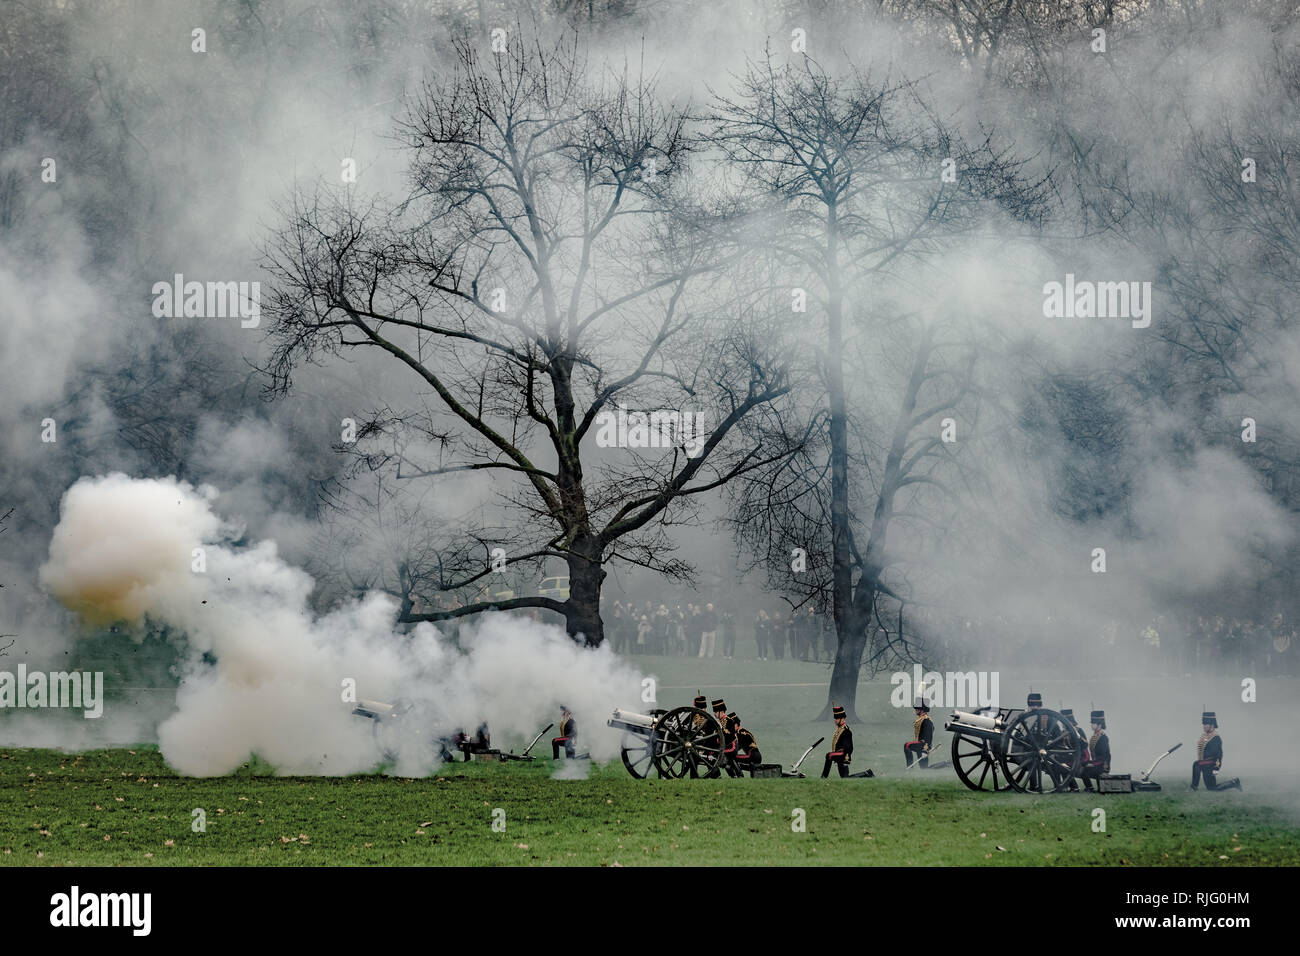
[3,656,1298,866]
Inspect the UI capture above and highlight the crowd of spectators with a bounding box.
[606,600,837,661]
[603,599,1297,677]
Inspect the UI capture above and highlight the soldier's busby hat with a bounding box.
[1089,710,1105,728]
[832,704,847,720]
[727,711,738,722]
[914,697,930,712]
[1202,711,1218,727]
[693,691,707,708]
[712,698,726,711]
[1027,691,1043,707]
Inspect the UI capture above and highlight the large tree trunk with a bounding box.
[821,204,860,720]
[564,536,606,646]
[824,586,873,720]
[820,328,935,718]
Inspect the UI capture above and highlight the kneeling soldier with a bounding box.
[1192,711,1242,791]
[823,704,853,777]
[904,697,934,768]
[1081,709,1110,791]
[552,705,577,759]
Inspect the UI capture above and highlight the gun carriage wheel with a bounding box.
[998,708,1084,794]
[651,706,726,779]
[950,733,1011,792]
[620,708,667,778]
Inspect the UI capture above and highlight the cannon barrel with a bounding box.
[608,708,658,734]
[945,709,1003,732]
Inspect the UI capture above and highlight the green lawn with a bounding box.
[2,747,1295,866]
[3,657,1297,866]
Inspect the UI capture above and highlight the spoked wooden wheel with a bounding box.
[620,708,666,778]
[652,706,725,779]
[951,731,1011,791]
[998,708,1083,793]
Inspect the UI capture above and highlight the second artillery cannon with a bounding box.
[945,706,1085,793]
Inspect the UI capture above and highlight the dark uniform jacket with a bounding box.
[735,728,757,754]
[558,716,576,740]
[1087,730,1110,772]
[1198,732,1223,768]
[830,725,853,759]
[913,714,934,749]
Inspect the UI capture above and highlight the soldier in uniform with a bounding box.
[552,705,577,759]
[1192,710,1242,791]
[1080,709,1110,791]
[457,722,491,760]
[1023,692,1047,790]
[823,704,853,777]
[730,712,762,775]
[1058,708,1086,790]
[691,691,711,731]
[710,698,738,777]
[712,698,732,745]
[904,697,934,768]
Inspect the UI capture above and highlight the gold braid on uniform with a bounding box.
[913,714,929,743]
[1089,729,1103,754]
[832,725,846,752]
[1197,730,1217,760]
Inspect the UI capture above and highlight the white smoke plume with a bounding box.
[37,473,645,777]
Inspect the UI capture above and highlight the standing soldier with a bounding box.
[691,691,711,731]
[823,704,854,777]
[1058,708,1087,790]
[1024,691,1046,790]
[730,712,762,775]
[711,698,736,777]
[552,705,578,759]
[904,697,934,768]
[1192,711,1242,791]
[712,698,731,740]
[1080,709,1110,791]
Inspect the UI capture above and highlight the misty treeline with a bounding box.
[3,0,1298,718]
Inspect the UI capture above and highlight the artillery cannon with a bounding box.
[608,706,727,779]
[945,706,1084,793]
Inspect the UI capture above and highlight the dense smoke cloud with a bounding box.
[36,474,644,775]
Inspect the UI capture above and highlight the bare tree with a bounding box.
[712,54,1046,716]
[263,30,792,644]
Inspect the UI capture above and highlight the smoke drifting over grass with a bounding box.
[37,474,644,776]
